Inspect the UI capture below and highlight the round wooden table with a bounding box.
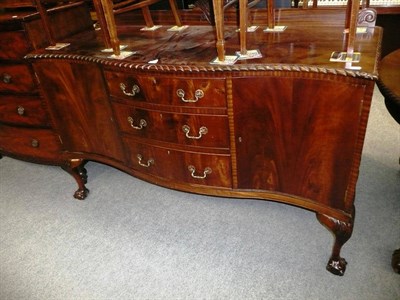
[377,49,400,124]
[377,49,400,274]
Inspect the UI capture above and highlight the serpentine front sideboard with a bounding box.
[0,3,381,276]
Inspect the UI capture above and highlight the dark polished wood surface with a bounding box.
[376,49,400,275]
[378,49,400,100]
[377,49,400,123]
[28,23,382,77]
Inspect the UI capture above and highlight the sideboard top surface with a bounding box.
[26,23,382,78]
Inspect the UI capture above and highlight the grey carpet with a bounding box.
[1,86,399,299]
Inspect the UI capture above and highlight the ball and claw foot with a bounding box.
[327,257,348,276]
[317,210,354,276]
[74,187,89,200]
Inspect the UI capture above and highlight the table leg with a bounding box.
[392,248,400,274]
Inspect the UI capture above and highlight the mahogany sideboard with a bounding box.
[0,3,382,276]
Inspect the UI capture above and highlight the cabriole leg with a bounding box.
[317,206,355,276]
[61,159,89,200]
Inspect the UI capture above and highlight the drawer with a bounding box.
[112,102,229,148]
[0,125,62,160]
[0,95,49,127]
[0,64,37,93]
[124,137,232,188]
[104,71,226,107]
[0,31,31,60]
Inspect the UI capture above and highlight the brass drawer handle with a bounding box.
[182,125,208,139]
[176,89,204,103]
[120,83,140,97]
[188,165,212,179]
[31,139,39,148]
[137,154,154,168]
[127,116,147,130]
[17,106,25,116]
[2,73,12,84]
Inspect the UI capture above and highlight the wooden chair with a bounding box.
[212,0,273,61]
[90,0,184,56]
[113,0,183,28]
[194,0,260,25]
[29,1,92,46]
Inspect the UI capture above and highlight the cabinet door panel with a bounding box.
[112,102,229,148]
[233,76,365,209]
[33,61,126,162]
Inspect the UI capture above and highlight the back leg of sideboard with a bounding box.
[316,206,355,276]
[61,159,89,200]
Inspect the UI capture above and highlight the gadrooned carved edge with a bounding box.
[25,53,378,80]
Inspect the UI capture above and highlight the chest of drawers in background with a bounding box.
[103,70,233,188]
[0,3,96,164]
[0,9,62,163]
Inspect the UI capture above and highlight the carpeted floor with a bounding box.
[0,86,399,299]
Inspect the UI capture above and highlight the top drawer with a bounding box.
[104,71,226,108]
[0,31,31,60]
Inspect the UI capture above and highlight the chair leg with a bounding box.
[141,6,155,28]
[168,0,182,27]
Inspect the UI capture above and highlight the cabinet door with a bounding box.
[232,76,367,210]
[33,61,126,162]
